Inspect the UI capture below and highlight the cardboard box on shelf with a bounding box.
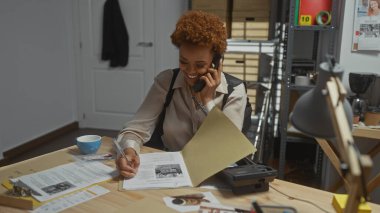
[236,73,258,82]
[233,27,270,41]
[245,56,260,66]
[247,88,257,97]
[223,53,245,59]
[222,58,243,67]
[198,9,230,21]
[232,11,270,21]
[188,9,231,37]
[223,55,259,81]
[222,52,265,110]
[248,36,269,40]
[232,29,269,37]
[223,53,259,67]
[233,0,271,11]
[230,37,268,40]
[230,0,271,40]
[231,23,269,40]
[224,52,259,59]
[192,0,230,11]
[191,0,233,37]
[248,88,257,107]
[232,21,269,30]
[223,66,259,75]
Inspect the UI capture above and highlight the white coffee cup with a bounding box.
[295,76,310,86]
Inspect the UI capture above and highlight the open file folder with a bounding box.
[121,107,257,190]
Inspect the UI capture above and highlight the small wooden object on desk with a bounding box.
[364,111,380,126]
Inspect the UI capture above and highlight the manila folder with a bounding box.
[181,107,256,186]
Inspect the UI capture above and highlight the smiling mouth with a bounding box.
[187,74,198,79]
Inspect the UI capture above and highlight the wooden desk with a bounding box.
[1,137,379,212]
[316,127,380,193]
[352,126,380,140]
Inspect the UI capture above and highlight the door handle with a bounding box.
[137,42,153,47]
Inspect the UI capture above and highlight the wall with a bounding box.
[154,0,188,74]
[0,0,77,159]
[0,0,188,159]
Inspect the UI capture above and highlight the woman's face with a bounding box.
[179,43,213,86]
[370,0,379,10]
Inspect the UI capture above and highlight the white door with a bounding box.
[77,0,155,130]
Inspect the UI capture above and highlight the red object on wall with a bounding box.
[298,0,332,25]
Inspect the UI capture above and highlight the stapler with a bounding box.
[219,157,278,195]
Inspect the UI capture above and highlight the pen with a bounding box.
[112,138,132,166]
[251,198,263,213]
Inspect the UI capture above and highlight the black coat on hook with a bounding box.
[101,0,129,67]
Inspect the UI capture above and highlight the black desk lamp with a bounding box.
[290,56,373,213]
[290,58,353,138]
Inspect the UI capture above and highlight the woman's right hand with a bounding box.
[199,59,222,105]
[116,147,140,178]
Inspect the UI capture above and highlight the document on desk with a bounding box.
[123,152,192,190]
[123,108,256,190]
[12,161,116,202]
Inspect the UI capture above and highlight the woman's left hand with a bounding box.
[199,59,222,105]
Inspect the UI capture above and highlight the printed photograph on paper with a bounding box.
[155,164,184,178]
[359,23,380,37]
[41,181,75,195]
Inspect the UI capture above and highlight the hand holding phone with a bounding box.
[192,54,222,92]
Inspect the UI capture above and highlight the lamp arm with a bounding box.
[325,77,372,213]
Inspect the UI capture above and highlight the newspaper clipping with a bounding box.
[122,152,193,190]
[352,0,380,51]
[12,161,116,202]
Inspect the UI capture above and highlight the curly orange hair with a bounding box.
[171,10,227,55]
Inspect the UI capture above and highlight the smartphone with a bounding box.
[192,53,222,92]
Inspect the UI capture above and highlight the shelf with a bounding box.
[287,125,316,144]
[246,81,271,90]
[292,59,315,68]
[290,25,335,31]
[290,84,314,91]
[278,0,341,180]
[292,63,315,68]
[226,39,277,54]
[286,136,316,144]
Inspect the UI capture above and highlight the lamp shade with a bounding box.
[290,62,353,138]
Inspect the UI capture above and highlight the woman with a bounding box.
[368,0,380,16]
[116,11,248,178]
